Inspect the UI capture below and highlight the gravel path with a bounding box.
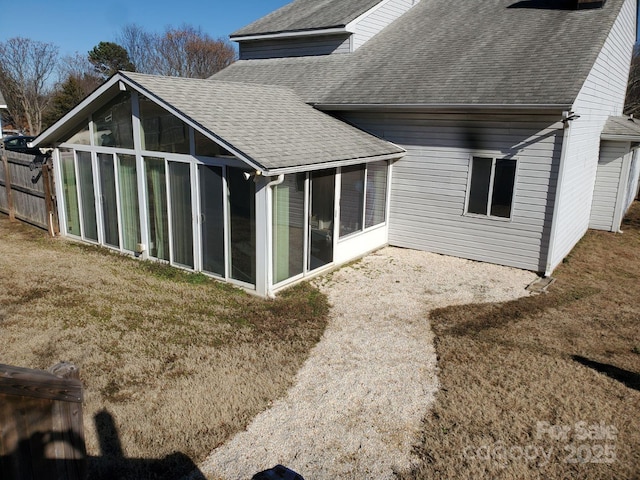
[199,247,537,479]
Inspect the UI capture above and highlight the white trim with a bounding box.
[345,0,394,31]
[263,151,404,175]
[601,133,640,141]
[463,154,518,221]
[231,27,353,42]
[313,103,572,113]
[613,146,633,231]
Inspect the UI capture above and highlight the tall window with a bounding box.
[92,92,134,149]
[273,173,305,284]
[168,161,194,268]
[467,156,516,219]
[139,96,190,154]
[60,150,81,236]
[117,154,140,252]
[339,161,388,238]
[145,157,169,260]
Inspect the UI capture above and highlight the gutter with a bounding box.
[261,151,405,176]
[313,103,572,114]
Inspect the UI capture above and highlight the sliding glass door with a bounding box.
[145,157,169,260]
[98,153,120,248]
[77,151,98,242]
[199,165,225,276]
[308,169,335,271]
[227,167,255,284]
[168,161,194,268]
[273,173,305,284]
[117,154,140,252]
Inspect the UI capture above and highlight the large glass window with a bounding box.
[145,157,169,260]
[309,169,335,270]
[139,96,190,154]
[273,173,305,284]
[92,92,134,149]
[98,153,120,247]
[365,161,388,228]
[467,156,516,219]
[77,152,98,241]
[60,150,81,236]
[339,165,365,237]
[118,154,140,252]
[194,130,232,157]
[199,165,225,276]
[168,161,194,268]
[64,121,91,146]
[228,167,256,285]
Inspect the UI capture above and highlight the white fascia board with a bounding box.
[601,133,640,141]
[231,26,353,42]
[0,104,7,109]
[262,151,405,176]
[30,72,265,173]
[313,103,572,114]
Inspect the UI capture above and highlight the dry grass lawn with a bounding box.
[397,202,640,479]
[0,214,328,479]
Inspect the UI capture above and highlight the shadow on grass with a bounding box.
[572,355,640,391]
[87,410,206,480]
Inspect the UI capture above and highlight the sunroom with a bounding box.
[32,72,405,296]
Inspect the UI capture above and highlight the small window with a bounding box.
[467,156,516,219]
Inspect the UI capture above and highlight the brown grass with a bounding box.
[397,201,640,479]
[0,214,329,480]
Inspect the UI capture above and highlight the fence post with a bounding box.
[41,159,60,236]
[1,146,15,221]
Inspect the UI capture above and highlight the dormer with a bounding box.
[232,0,420,60]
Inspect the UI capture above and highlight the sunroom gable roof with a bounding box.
[33,71,404,174]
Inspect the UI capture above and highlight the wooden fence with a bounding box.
[0,147,58,235]
[0,362,86,480]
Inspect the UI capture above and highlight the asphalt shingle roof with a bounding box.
[232,0,383,37]
[216,0,628,107]
[602,115,640,138]
[122,72,404,172]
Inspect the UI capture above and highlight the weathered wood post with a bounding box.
[41,158,60,236]
[0,145,15,221]
[0,362,87,480]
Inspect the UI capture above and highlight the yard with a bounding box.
[0,214,328,479]
[398,201,640,479]
[1,201,639,479]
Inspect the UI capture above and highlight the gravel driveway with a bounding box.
[199,247,537,479]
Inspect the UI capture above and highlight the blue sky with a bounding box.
[0,0,290,58]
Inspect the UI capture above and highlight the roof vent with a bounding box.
[576,0,605,9]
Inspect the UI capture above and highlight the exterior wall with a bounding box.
[590,140,628,231]
[339,111,564,272]
[239,34,351,60]
[352,0,418,50]
[547,0,636,270]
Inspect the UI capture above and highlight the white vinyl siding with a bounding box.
[547,0,636,270]
[239,34,351,60]
[590,141,628,231]
[340,112,563,272]
[352,0,419,51]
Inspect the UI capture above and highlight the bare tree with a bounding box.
[0,37,58,135]
[625,44,640,117]
[118,24,236,79]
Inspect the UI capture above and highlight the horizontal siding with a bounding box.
[239,34,351,60]
[339,111,563,272]
[353,0,418,50]
[589,141,626,230]
[548,0,636,269]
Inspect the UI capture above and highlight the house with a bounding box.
[31,0,640,297]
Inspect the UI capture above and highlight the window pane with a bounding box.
[339,165,365,237]
[467,157,492,215]
[169,161,194,268]
[199,165,225,276]
[365,161,388,228]
[194,130,233,157]
[92,92,133,148]
[490,159,516,218]
[60,150,81,235]
[273,173,305,284]
[228,167,256,285]
[139,96,190,154]
[77,152,98,241]
[98,153,120,247]
[145,157,169,260]
[64,122,91,145]
[118,154,140,252]
[309,169,335,271]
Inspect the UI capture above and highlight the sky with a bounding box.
[0,0,291,59]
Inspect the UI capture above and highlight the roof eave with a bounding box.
[231,26,353,42]
[313,103,573,114]
[601,133,640,142]
[262,150,405,176]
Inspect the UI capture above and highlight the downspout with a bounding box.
[265,174,285,297]
[544,113,573,276]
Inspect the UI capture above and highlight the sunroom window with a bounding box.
[339,161,388,238]
[92,92,134,149]
[139,96,190,154]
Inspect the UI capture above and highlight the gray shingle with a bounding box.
[123,72,404,172]
[602,115,640,138]
[232,0,383,37]
[217,0,627,107]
